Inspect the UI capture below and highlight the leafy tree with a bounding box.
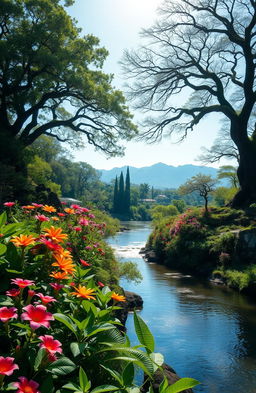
[213,186,237,207]
[118,172,125,213]
[139,183,150,199]
[123,0,256,208]
[179,174,217,212]
[124,167,131,215]
[172,199,186,213]
[150,204,178,221]
[217,165,239,188]
[113,176,119,213]
[0,0,137,200]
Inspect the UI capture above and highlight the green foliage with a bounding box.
[150,205,178,222]
[179,174,217,211]
[213,186,237,207]
[217,166,238,188]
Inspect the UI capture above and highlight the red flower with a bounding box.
[13,377,40,393]
[32,203,43,208]
[21,305,54,330]
[79,218,89,226]
[36,293,56,305]
[35,214,49,222]
[4,202,15,207]
[38,335,62,354]
[6,288,20,297]
[40,238,62,252]
[73,226,82,232]
[0,357,19,376]
[80,259,91,267]
[49,283,64,291]
[0,307,18,322]
[97,281,105,288]
[11,278,35,288]
[70,204,81,209]
[57,213,65,217]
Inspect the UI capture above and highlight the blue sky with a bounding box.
[68,0,224,170]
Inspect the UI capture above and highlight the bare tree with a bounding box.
[123,0,256,208]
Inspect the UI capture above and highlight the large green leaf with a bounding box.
[54,313,77,335]
[165,378,200,393]
[70,342,87,358]
[0,212,7,228]
[79,367,91,392]
[47,357,76,376]
[34,348,47,370]
[134,311,154,353]
[90,385,119,393]
[0,244,7,256]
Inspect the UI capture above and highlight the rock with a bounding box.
[144,250,158,262]
[141,363,194,393]
[234,228,256,263]
[114,291,143,329]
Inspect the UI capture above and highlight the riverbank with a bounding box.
[145,207,256,294]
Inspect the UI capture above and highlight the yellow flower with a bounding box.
[71,285,96,300]
[11,234,36,247]
[42,205,56,213]
[111,292,126,302]
[43,226,68,243]
[52,254,76,274]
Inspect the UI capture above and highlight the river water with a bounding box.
[108,221,256,393]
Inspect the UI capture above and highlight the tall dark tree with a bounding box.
[124,167,131,215]
[118,172,125,213]
[123,0,256,208]
[0,0,137,200]
[113,176,119,213]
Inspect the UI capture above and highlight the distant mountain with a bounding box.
[98,163,218,189]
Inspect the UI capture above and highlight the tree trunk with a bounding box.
[231,126,256,208]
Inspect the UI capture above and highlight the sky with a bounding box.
[68,0,225,170]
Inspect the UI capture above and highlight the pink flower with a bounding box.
[49,283,64,291]
[70,204,81,209]
[73,226,82,232]
[80,207,90,213]
[6,288,20,297]
[13,377,40,393]
[88,213,95,219]
[80,259,91,267]
[28,290,35,298]
[47,353,57,362]
[79,218,89,226]
[97,281,105,288]
[21,305,54,330]
[0,307,18,322]
[40,238,61,252]
[35,214,49,222]
[38,335,62,354]
[57,213,65,217]
[32,203,43,208]
[36,293,56,305]
[11,278,35,288]
[0,357,19,376]
[4,202,15,207]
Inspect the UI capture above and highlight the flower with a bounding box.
[80,259,91,267]
[36,293,56,305]
[11,235,36,247]
[51,216,59,221]
[6,288,20,297]
[52,254,75,274]
[22,205,36,210]
[42,205,56,213]
[43,226,68,243]
[73,226,82,232]
[97,281,105,288]
[35,214,49,222]
[0,307,18,322]
[49,271,70,280]
[64,208,75,214]
[57,212,65,217]
[111,292,126,302]
[11,278,35,288]
[70,204,81,209]
[32,203,43,208]
[71,285,96,300]
[50,283,64,291]
[38,335,62,354]
[21,305,54,330]
[40,238,62,252]
[4,202,15,207]
[13,377,40,393]
[79,218,89,226]
[0,357,19,376]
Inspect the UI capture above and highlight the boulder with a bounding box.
[141,363,194,393]
[114,291,143,329]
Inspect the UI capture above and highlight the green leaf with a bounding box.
[54,313,77,335]
[100,365,123,386]
[62,382,81,391]
[70,342,87,358]
[165,378,200,393]
[86,323,115,338]
[79,367,91,392]
[0,211,7,227]
[134,311,154,353]
[122,362,134,386]
[40,374,54,393]
[34,348,47,370]
[47,357,76,376]
[0,244,7,256]
[90,385,119,393]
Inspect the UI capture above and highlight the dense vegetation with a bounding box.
[147,206,256,292]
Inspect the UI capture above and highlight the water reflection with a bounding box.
[108,222,256,393]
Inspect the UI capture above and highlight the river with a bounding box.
[108,221,256,393]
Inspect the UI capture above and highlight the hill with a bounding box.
[99,163,218,189]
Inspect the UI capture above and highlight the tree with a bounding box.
[124,167,131,216]
[123,0,256,208]
[113,176,119,213]
[179,174,217,212]
[118,172,125,213]
[0,0,137,168]
[217,165,239,188]
[139,183,150,199]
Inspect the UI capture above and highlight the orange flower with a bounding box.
[43,226,68,243]
[42,205,56,213]
[50,271,70,280]
[52,254,76,274]
[71,285,96,300]
[64,208,75,214]
[11,234,36,247]
[22,205,36,210]
[51,216,59,221]
[111,292,126,302]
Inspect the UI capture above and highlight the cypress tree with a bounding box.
[124,167,131,216]
[119,172,125,213]
[113,176,119,213]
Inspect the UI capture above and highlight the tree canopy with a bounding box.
[123,0,256,207]
[0,0,137,157]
